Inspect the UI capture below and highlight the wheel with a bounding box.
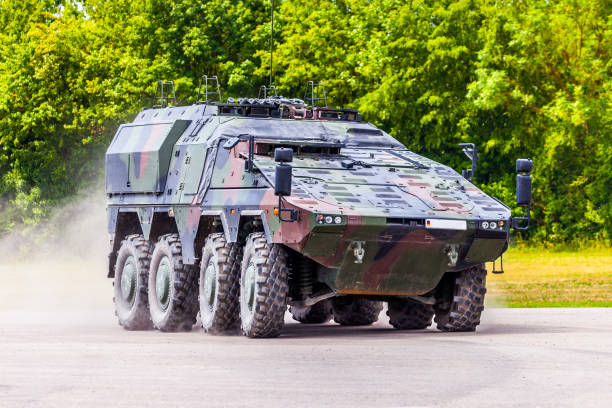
[434,265,487,332]
[387,298,434,330]
[331,296,383,326]
[148,234,199,332]
[289,300,333,324]
[113,234,153,330]
[239,232,289,338]
[199,233,242,334]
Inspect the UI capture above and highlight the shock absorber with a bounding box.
[297,258,315,299]
[288,256,316,300]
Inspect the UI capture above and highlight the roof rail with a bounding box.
[304,81,327,107]
[258,85,278,99]
[152,80,176,108]
[196,75,222,104]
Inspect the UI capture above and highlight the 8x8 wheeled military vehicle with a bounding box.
[106,80,533,338]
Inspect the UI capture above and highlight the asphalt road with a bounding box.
[1,306,610,408]
[1,197,610,407]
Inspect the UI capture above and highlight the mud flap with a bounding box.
[137,207,154,240]
[107,207,120,277]
[172,206,200,264]
[222,207,241,243]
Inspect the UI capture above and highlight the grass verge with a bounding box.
[485,247,612,307]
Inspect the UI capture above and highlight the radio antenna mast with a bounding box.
[269,0,274,87]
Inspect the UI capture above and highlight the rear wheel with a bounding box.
[331,296,383,326]
[289,300,333,324]
[239,233,289,338]
[148,234,199,332]
[113,234,153,330]
[387,298,434,330]
[199,233,242,334]
[434,265,487,332]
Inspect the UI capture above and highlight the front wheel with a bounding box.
[434,265,487,332]
[239,233,289,338]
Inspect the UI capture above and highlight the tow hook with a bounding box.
[352,241,365,264]
[445,244,460,266]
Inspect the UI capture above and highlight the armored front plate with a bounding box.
[465,238,507,263]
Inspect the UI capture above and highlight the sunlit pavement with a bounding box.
[0,307,610,408]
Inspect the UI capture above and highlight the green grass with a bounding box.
[485,247,612,307]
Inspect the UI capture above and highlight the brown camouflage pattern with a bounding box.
[106,103,511,295]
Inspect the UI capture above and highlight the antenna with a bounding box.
[269,0,274,87]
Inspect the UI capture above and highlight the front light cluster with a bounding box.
[316,214,344,225]
[480,220,506,230]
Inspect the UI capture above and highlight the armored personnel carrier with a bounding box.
[106,80,533,338]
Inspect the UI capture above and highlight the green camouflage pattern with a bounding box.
[106,101,511,296]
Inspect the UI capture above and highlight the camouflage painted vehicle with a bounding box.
[106,81,533,338]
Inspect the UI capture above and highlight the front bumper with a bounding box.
[301,217,508,295]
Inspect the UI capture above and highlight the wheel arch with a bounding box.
[108,208,142,278]
[201,209,271,245]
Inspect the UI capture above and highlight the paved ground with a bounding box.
[0,306,610,408]
[2,199,610,407]
[0,256,610,407]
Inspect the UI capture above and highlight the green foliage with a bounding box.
[467,0,612,243]
[0,0,609,244]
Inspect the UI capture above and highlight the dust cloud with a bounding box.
[0,188,111,314]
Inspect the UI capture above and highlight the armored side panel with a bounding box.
[106,119,191,194]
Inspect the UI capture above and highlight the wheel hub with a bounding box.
[120,256,137,306]
[156,256,171,311]
[244,261,256,314]
[203,260,217,312]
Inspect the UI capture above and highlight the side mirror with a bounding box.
[516,158,533,174]
[274,164,292,196]
[274,147,293,163]
[458,143,478,183]
[512,158,533,231]
[274,147,293,196]
[273,148,297,222]
[515,158,533,206]
[516,174,532,206]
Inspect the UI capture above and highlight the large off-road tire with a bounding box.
[331,296,383,326]
[199,233,242,334]
[113,234,153,330]
[239,232,289,338]
[434,265,487,332]
[289,300,333,324]
[148,234,199,332]
[387,298,434,330]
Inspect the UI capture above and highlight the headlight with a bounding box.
[316,214,344,225]
[480,220,506,230]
